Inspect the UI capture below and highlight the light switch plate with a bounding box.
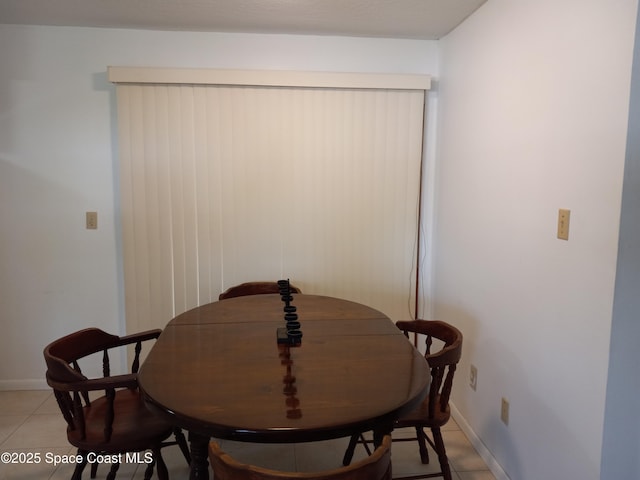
[557,209,570,240]
[501,397,509,425]
[86,211,98,230]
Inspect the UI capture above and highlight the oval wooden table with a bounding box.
[138,294,430,479]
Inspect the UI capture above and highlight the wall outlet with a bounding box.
[469,364,478,391]
[501,397,510,425]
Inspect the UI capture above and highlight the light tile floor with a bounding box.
[0,390,496,480]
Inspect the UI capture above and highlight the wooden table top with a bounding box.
[138,294,430,443]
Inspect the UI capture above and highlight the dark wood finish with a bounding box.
[138,294,430,480]
[219,281,302,300]
[171,294,389,326]
[187,432,211,480]
[43,328,191,480]
[209,435,392,480]
[343,320,463,480]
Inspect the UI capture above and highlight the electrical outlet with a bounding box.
[501,397,509,425]
[469,365,478,391]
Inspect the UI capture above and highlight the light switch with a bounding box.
[557,209,570,240]
[86,211,98,230]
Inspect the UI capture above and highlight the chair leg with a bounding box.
[431,427,452,480]
[143,457,155,480]
[71,450,88,480]
[153,447,169,480]
[342,433,359,466]
[105,462,120,480]
[174,427,191,464]
[90,460,98,478]
[416,427,430,464]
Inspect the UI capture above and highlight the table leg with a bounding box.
[188,432,210,480]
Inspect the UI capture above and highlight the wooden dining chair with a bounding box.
[342,320,463,480]
[44,328,191,480]
[209,435,392,480]
[219,281,302,300]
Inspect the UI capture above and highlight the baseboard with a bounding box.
[450,402,511,480]
[0,379,49,391]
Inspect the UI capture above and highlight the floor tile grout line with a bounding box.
[0,415,32,449]
[35,391,53,412]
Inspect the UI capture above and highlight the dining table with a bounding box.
[138,293,430,479]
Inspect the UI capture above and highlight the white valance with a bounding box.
[108,66,431,90]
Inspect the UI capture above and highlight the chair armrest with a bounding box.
[64,373,138,392]
[118,329,162,346]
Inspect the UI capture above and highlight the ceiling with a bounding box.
[0,0,487,40]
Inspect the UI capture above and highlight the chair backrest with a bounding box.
[43,327,161,442]
[395,320,463,418]
[219,281,302,300]
[45,328,120,383]
[209,435,391,480]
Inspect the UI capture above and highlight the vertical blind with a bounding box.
[112,69,428,333]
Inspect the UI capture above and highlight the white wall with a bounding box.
[0,24,439,388]
[434,1,637,479]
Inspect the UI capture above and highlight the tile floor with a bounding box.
[0,390,495,480]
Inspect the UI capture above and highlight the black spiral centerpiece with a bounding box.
[275,279,302,419]
[276,279,303,346]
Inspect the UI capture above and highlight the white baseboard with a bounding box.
[450,402,511,480]
[0,379,49,391]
